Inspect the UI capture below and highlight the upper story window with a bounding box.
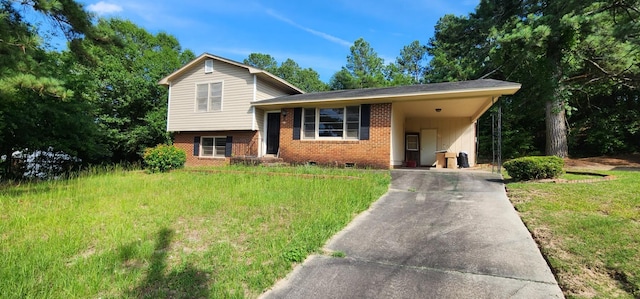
[196,82,223,112]
[204,59,214,73]
[303,106,360,140]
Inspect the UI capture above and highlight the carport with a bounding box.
[389,80,521,168]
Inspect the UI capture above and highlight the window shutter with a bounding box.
[360,104,371,140]
[225,136,233,157]
[193,136,200,156]
[293,108,302,140]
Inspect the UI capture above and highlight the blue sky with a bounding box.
[79,0,479,82]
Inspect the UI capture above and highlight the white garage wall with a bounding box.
[404,117,476,166]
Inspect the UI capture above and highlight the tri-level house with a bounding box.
[159,54,521,169]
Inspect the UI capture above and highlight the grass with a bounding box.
[506,170,640,298]
[560,172,606,180]
[0,166,390,298]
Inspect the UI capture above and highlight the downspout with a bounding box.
[166,83,172,131]
[389,103,394,168]
[498,97,503,174]
[491,97,496,173]
[252,74,257,131]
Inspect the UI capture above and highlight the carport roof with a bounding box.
[252,79,521,108]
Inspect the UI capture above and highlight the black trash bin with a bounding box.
[457,151,470,168]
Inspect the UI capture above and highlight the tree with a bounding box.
[243,53,278,73]
[275,59,328,92]
[384,63,415,86]
[392,40,428,84]
[428,0,640,157]
[329,68,359,90]
[244,54,328,92]
[0,0,103,176]
[330,38,387,89]
[425,14,488,83]
[569,87,640,156]
[70,18,195,162]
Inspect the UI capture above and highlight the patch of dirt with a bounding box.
[564,154,640,170]
[557,265,630,298]
[528,224,627,298]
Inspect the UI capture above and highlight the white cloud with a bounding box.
[265,9,351,48]
[86,2,123,15]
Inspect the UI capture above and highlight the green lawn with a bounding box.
[507,170,640,298]
[0,166,390,298]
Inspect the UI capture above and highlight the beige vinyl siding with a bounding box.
[168,60,254,131]
[256,80,291,101]
[405,118,477,166]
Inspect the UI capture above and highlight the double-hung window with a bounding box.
[303,106,360,140]
[196,82,222,112]
[200,137,226,157]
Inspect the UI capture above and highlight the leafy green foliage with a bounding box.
[0,1,109,176]
[569,87,640,156]
[243,54,328,92]
[427,0,640,158]
[503,156,565,181]
[330,38,387,89]
[390,40,428,84]
[69,18,195,162]
[143,145,186,173]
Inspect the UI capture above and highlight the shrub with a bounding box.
[143,144,186,173]
[503,156,564,181]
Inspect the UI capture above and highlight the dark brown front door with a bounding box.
[266,113,281,155]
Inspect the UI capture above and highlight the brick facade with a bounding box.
[174,131,259,167]
[278,103,392,169]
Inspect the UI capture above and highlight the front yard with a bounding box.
[0,166,389,298]
[507,170,640,298]
[5,162,638,298]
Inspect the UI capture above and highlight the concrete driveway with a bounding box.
[261,169,564,298]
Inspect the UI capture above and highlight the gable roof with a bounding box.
[158,53,305,94]
[252,79,520,108]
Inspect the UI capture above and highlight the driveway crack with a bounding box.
[341,255,559,286]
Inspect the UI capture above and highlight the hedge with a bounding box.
[503,156,564,181]
[143,144,186,173]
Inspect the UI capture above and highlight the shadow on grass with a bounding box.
[612,166,640,171]
[608,269,640,298]
[128,228,210,299]
[0,183,53,198]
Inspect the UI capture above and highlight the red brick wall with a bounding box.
[278,103,391,169]
[173,131,258,167]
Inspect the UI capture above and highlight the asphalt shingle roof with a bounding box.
[253,79,520,105]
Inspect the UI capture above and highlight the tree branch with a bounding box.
[0,39,27,53]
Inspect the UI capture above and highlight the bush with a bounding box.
[143,144,186,173]
[503,156,564,181]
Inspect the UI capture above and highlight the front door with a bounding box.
[420,129,437,166]
[266,113,281,155]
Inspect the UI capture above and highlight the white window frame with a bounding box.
[406,135,419,151]
[204,59,214,73]
[200,136,226,158]
[302,106,361,140]
[195,81,223,112]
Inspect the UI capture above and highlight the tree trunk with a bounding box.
[545,98,568,157]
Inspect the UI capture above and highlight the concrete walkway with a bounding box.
[261,169,564,298]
